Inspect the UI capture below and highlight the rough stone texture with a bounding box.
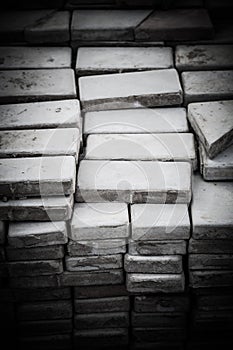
[176,45,233,71]
[0,69,76,103]
[65,254,123,272]
[199,143,233,180]
[188,100,233,159]
[79,69,183,111]
[74,296,130,313]
[189,254,233,270]
[76,160,192,204]
[74,328,128,347]
[124,254,183,273]
[126,273,185,293]
[74,311,129,329]
[74,285,128,299]
[84,108,188,136]
[0,195,73,221]
[182,70,233,105]
[8,221,68,248]
[12,287,71,302]
[131,204,190,241]
[189,270,233,288]
[18,334,72,350]
[0,221,5,244]
[134,295,190,313]
[8,259,63,277]
[0,128,80,160]
[9,274,60,288]
[192,175,233,240]
[17,300,72,321]
[135,9,214,41]
[6,245,64,261]
[0,156,76,198]
[129,240,187,256]
[60,269,124,286]
[0,46,71,69]
[189,238,233,254]
[131,311,186,328]
[67,239,126,256]
[71,10,152,41]
[18,319,72,336]
[0,99,81,131]
[70,202,129,240]
[76,47,173,75]
[85,133,196,168]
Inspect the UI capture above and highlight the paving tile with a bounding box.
[0,128,80,160]
[131,310,186,328]
[74,311,129,329]
[188,238,233,254]
[74,328,128,347]
[76,160,192,204]
[9,274,60,288]
[8,221,68,248]
[60,269,124,286]
[0,69,76,103]
[124,254,183,273]
[0,99,81,131]
[74,284,128,299]
[135,9,214,41]
[129,239,187,256]
[70,202,129,240]
[188,100,233,158]
[182,70,233,105]
[189,270,233,288]
[8,259,63,277]
[176,45,233,71]
[84,108,188,137]
[0,46,71,69]
[0,156,76,198]
[79,69,183,111]
[6,245,64,261]
[76,47,173,75]
[0,195,73,221]
[189,254,233,270]
[12,287,71,302]
[191,175,233,240]
[67,239,126,256]
[74,296,130,313]
[71,10,152,41]
[131,204,190,241]
[126,273,185,293]
[18,319,73,336]
[65,254,123,272]
[134,295,190,313]
[85,133,196,168]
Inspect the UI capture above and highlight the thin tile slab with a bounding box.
[189,254,233,270]
[65,254,123,272]
[74,328,128,347]
[134,294,190,313]
[8,260,63,277]
[128,239,187,256]
[67,239,126,256]
[6,245,65,261]
[189,270,233,288]
[189,238,233,254]
[74,312,129,329]
[76,160,192,204]
[74,296,130,314]
[60,269,124,286]
[79,69,183,111]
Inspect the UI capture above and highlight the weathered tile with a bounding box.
[76,160,192,204]
[70,202,129,240]
[0,46,71,69]
[182,70,233,105]
[8,221,68,248]
[129,240,187,256]
[74,284,128,299]
[0,195,73,221]
[132,328,185,343]
[67,239,126,256]
[12,287,71,302]
[176,45,233,71]
[74,328,128,347]
[8,259,63,277]
[191,175,233,239]
[60,269,124,286]
[18,334,72,350]
[131,204,190,241]
[74,296,130,313]
[135,9,214,41]
[74,312,129,329]
[0,69,76,103]
[9,274,60,288]
[134,295,190,313]
[126,273,185,293]
[85,133,196,168]
[71,10,152,41]
[84,108,188,136]
[0,99,81,130]
[189,270,233,288]
[131,311,186,328]
[189,238,233,254]
[0,156,76,198]
[189,254,233,270]
[18,319,72,336]
[0,128,80,160]
[188,100,233,158]
[124,254,183,274]
[65,254,123,272]
[76,47,173,75]
[6,245,64,261]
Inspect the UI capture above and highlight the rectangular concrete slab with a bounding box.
[0,156,76,198]
[74,328,128,347]
[12,287,71,302]
[74,285,129,299]
[8,221,68,248]
[129,240,187,256]
[76,160,192,204]
[19,334,72,350]
[189,254,233,270]
[191,175,233,239]
[189,270,233,288]
[70,202,129,240]
[182,70,233,105]
[0,69,76,103]
[68,239,126,256]
[0,99,81,130]
[0,195,73,221]
[65,254,123,272]
[18,319,72,336]
[85,133,197,169]
[134,295,190,313]
[84,108,188,136]
[132,328,185,343]
[9,274,60,288]
[74,312,129,329]
[74,296,130,314]
[76,47,173,75]
[6,245,64,261]
[131,311,186,328]
[131,204,190,241]
[176,45,233,71]
[8,259,63,277]
[60,269,124,286]
[0,46,72,69]
[188,100,233,158]
[79,69,183,111]
[124,254,183,274]
[189,238,233,254]
[71,10,152,41]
